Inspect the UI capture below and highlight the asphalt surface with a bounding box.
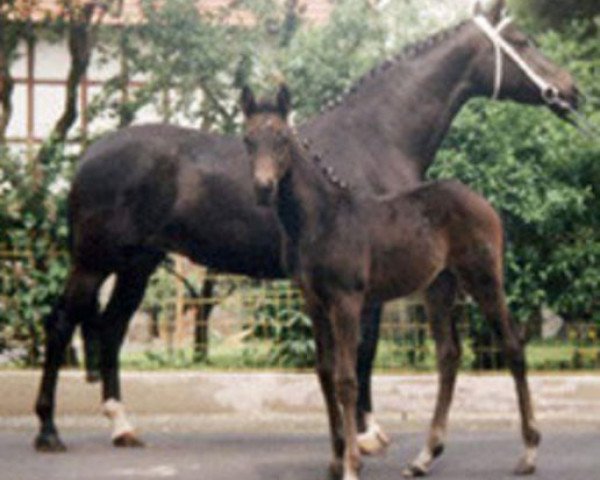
[1,429,599,480]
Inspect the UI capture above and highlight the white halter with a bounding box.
[472,14,564,106]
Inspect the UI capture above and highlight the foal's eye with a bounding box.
[244,136,256,151]
[275,133,288,149]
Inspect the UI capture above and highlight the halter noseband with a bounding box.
[472,14,567,108]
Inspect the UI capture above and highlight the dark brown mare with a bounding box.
[241,84,540,480]
[33,0,579,458]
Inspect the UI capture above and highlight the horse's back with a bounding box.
[68,124,240,269]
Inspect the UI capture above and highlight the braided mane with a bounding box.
[320,20,470,112]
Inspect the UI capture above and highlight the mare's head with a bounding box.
[241,85,294,206]
[469,0,579,117]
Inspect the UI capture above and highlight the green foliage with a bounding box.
[0,144,72,364]
[432,21,600,326]
[247,281,314,368]
[511,0,600,30]
[275,0,385,118]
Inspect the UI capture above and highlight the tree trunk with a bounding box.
[49,3,97,143]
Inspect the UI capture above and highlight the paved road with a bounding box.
[2,429,599,480]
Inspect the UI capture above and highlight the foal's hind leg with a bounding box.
[462,266,540,475]
[356,302,390,456]
[404,271,460,478]
[34,267,106,452]
[98,255,162,447]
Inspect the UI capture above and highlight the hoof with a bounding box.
[342,472,360,480]
[514,459,536,476]
[34,432,67,453]
[357,426,391,456]
[328,459,343,479]
[113,432,145,448]
[85,370,101,383]
[402,464,428,478]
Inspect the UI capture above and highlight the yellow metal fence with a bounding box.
[1,249,599,371]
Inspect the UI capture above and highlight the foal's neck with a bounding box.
[276,142,348,245]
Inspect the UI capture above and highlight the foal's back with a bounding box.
[365,179,503,301]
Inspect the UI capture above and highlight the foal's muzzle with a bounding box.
[255,181,276,207]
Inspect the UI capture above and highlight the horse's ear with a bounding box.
[276,84,292,119]
[471,0,484,16]
[487,0,506,24]
[241,86,257,117]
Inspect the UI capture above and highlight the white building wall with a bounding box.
[6,37,180,145]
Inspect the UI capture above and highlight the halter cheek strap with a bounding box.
[473,15,565,107]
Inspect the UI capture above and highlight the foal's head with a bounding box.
[470,0,579,115]
[241,85,294,206]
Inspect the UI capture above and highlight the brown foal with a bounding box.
[241,85,539,480]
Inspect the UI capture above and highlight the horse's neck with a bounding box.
[276,147,342,245]
[394,37,479,167]
[305,23,482,183]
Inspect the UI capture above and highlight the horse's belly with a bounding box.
[154,214,285,278]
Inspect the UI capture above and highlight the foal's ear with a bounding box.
[276,84,292,119]
[241,86,257,117]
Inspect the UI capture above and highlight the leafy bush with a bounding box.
[247,281,314,368]
[432,21,600,327]
[0,143,73,364]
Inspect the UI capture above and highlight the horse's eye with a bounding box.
[511,34,530,48]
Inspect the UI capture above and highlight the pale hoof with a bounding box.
[357,424,391,456]
[113,431,145,448]
[513,458,536,476]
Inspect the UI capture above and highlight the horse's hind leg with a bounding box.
[98,254,162,447]
[81,319,102,382]
[356,302,390,456]
[306,300,345,478]
[461,264,540,476]
[404,271,460,478]
[34,267,106,452]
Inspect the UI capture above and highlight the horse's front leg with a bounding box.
[98,261,159,447]
[330,292,364,480]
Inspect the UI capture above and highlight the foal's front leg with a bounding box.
[330,293,364,480]
[307,301,345,477]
